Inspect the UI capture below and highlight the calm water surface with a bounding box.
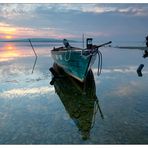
[0,42,148,144]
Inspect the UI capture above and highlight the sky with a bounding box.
[0,3,148,41]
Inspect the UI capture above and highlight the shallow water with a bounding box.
[0,42,148,144]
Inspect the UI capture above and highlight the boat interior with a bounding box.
[52,46,83,51]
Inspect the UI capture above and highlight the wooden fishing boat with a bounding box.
[51,38,111,82]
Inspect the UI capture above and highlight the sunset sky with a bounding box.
[0,3,148,41]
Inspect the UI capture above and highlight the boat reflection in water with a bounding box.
[50,63,104,140]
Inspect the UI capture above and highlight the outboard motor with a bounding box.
[63,39,71,48]
[86,38,93,49]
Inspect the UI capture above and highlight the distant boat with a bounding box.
[50,63,103,140]
[51,38,111,82]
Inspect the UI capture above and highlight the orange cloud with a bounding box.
[5,35,13,39]
[0,22,78,40]
[0,23,17,40]
[0,26,16,34]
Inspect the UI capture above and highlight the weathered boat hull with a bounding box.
[51,49,97,82]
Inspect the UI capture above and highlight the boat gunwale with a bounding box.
[52,46,83,51]
[51,48,98,57]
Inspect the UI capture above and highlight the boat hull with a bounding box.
[51,49,97,82]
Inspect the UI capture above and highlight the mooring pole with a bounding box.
[137,64,144,77]
[82,34,84,49]
[29,39,38,74]
[29,39,37,57]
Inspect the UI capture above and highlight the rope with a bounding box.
[64,50,71,61]
[91,97,104,129]
[91,99,99,129]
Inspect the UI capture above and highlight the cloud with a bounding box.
[85,31,110,37]
[38,3,148,16]
[80,4,148,16]
[93,66,148,75]
[107,81,143,97]
[0,4,39,17]
[0,4,148,40]
[115,6,148,16]
[80,4,117,14]
[0,86,54,99]
[0,4,148,21]
[0,22,79,39]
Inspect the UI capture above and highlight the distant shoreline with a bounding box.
[0,38,78,43]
